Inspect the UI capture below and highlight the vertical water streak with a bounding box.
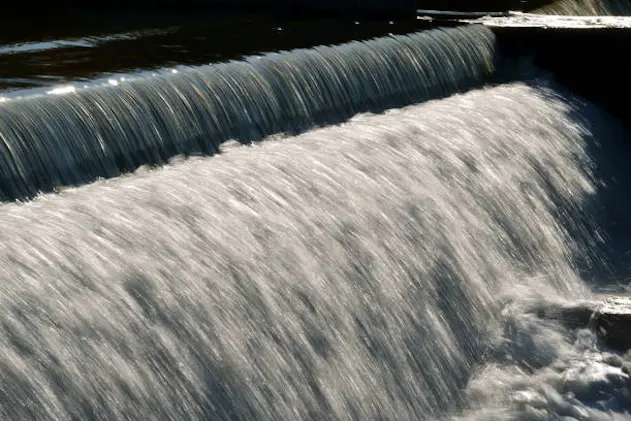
[0,81,615,421]
[0,25,497,202]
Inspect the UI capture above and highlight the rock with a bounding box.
[535,296,631,353]
[592,297,631,353]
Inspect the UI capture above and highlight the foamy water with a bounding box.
[0,79,628,420]
[534,0,631,15]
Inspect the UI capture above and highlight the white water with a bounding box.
[0,79,628,420]
[534,0,631,15]
[0,25,496,202]
[467,11,631,28]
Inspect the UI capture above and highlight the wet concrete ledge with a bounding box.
[414,13,631,123]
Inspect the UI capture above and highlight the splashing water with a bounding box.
[0,25,496,202]
[0,77,628,420]
[534,0,631,15]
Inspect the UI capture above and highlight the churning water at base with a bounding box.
[0,79,629,421]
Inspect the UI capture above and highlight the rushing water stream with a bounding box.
[0,15,629,421]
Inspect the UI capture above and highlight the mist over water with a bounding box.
[1,78,629,420]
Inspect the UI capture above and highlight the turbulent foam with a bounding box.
[0,80,627,420]
[534,0,631,15]
[0,25,496,202]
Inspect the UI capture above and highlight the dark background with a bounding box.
[4,0,554,23]
[1,0,629,124]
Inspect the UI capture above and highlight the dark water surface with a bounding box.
[0,11,446,93]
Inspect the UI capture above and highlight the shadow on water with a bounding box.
[575,103,631,288]
[0,0,553,24]
[0,11,446,93]
[491,27,631,289]
[526,77,631,290]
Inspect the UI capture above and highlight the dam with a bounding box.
[0,1,630,420]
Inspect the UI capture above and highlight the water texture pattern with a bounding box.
[534,0,631,15]
[0,25,496,202]
[0,81,628,421]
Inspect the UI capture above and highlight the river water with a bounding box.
[0,13,629,421]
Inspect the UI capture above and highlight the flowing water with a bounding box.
[0,16,630,421]
[534,0,631,15]
[0,26,495,202]
[0,12,438,94]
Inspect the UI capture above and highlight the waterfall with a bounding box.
[0,25,496,202]
[0,78,628,421]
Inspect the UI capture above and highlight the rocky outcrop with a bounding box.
[537,296,631,352]
[593,297,631,352]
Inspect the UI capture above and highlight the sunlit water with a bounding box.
[0,78,629,420]
[534,0,631,15]
[0,26,496,202]
[1,11,630,420]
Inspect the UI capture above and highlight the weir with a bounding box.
[0,25,496,202]
[494,25,631,122]
[416,11,631,121]
[1,79,628,421]
[1,4,631,421]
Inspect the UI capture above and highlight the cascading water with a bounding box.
[0,18,630,421]
[0,75,629,420]
[0,25,495,202]
[533,0,631,15]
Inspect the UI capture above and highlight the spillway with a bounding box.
[0,11,630,421]
[0,25,495,202]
